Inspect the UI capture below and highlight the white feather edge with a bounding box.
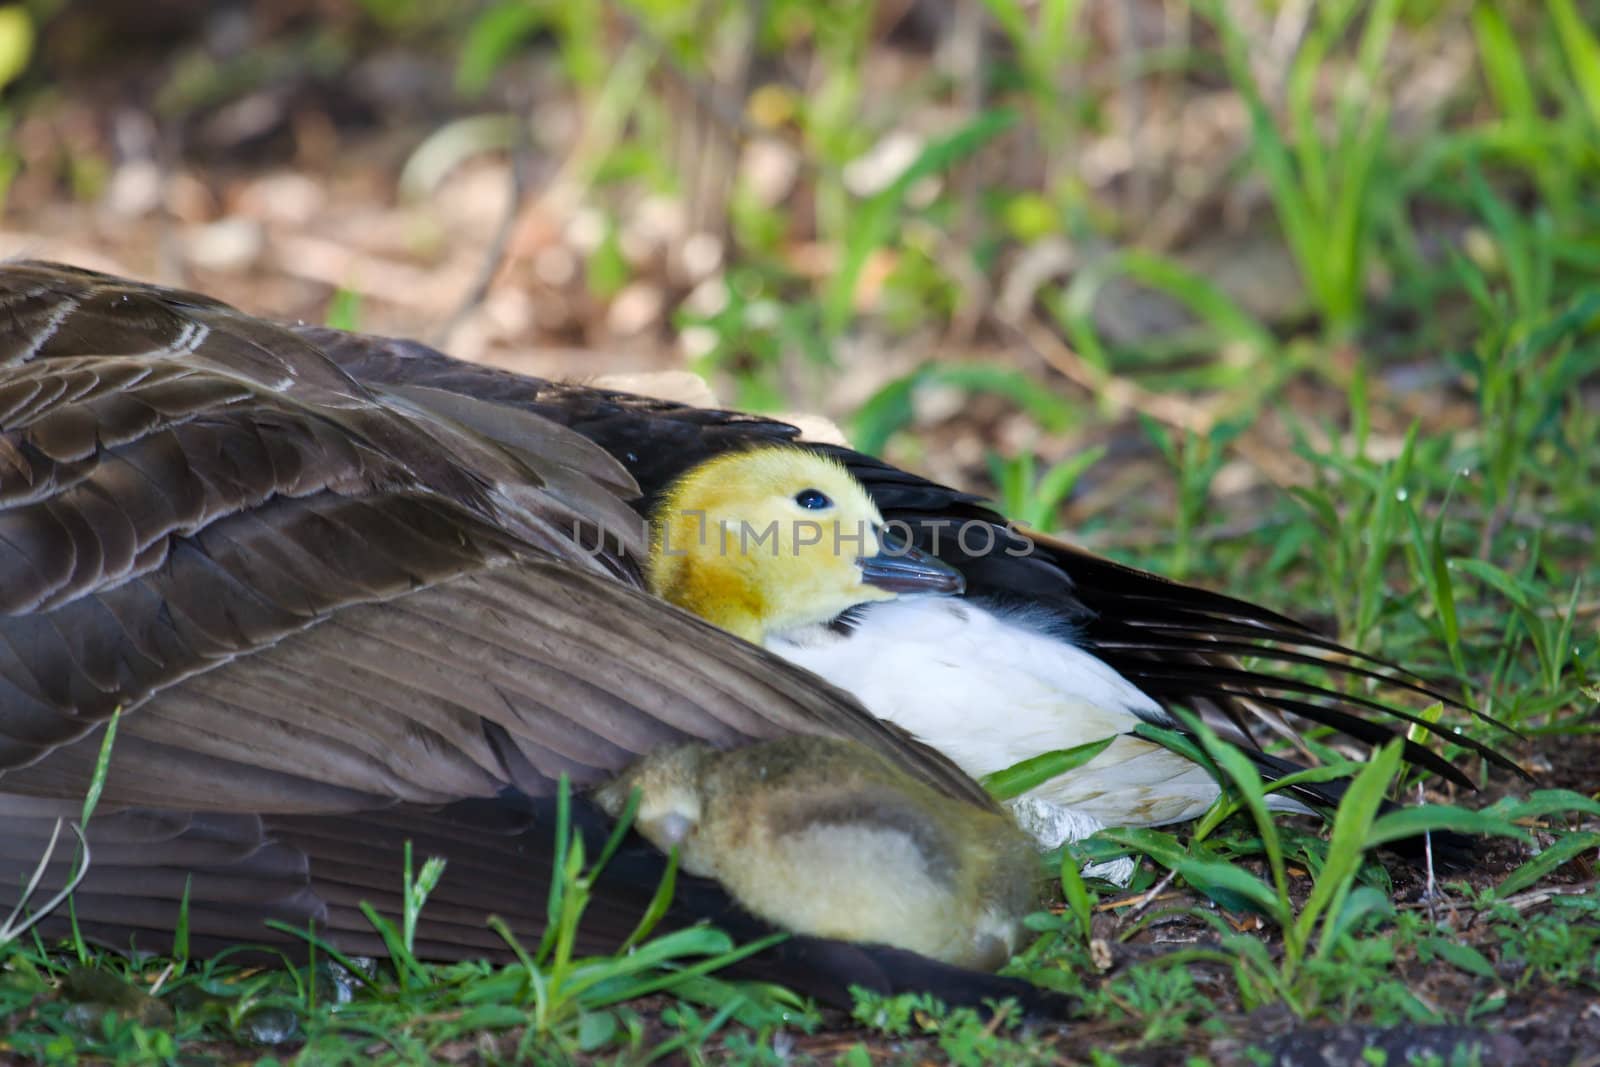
[768,597,1311,850]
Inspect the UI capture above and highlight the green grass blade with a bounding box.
[620,846,681,954]
[1495,831,1600,897]
[1364,805,1527,848]
[1450,557,1534,610]
[1057,850,1095,944]
[1105,828,1285,920]
[1028,446,1107,531]
[982,736,1117,801]
[1117,250,1275,357]
[539,775,575,962]
[822,109,1016,338]
[1320,884,1392,945]
[928,363,1075,432]
[456,1,546,96]
[357,901,428,990]
[1295,739,1404,961]
[174,875,192,972]
[1472,2,1537,124]
[590,786,642,880]
[262,920,380,991]
[850,371,922,456]
[1183,718,1292,922]
[1490,790,1600,821]
[79,709,121,829]
[1404,490,1464,674]
[1201,0,1323,320]
[1550,0,1600,128]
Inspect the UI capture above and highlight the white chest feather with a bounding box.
[767,598,1229,844]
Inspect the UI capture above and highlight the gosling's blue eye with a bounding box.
[794,488,832,510]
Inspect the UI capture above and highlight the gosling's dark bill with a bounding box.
[593,735,1042,971]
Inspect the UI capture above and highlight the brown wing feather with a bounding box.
[0,259,985,795]
[0,794,1063,1012]
[0,262,999,999]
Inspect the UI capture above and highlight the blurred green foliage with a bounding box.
[0,3,32,210]
[417,2,1599,431]
[11,0,1574,747]
[0,5,32,89]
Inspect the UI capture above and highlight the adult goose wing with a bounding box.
[0,262,1019,1006]
[297,326,1520,787]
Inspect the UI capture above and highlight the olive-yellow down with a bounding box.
[596,735,1040,970]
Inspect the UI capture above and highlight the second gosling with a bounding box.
[593,735,1041,970]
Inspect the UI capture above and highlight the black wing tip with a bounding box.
[767,935,1075,1019]
[1388,826,1484,874]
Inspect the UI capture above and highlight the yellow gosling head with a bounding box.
[591,745,712,872]
[648,448,964,642]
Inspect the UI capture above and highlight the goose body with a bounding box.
[0,261,1517,1009]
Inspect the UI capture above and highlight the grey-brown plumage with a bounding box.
[0,260,1513,1008]
[0,261,1009,1007]
[594,736,1042,970]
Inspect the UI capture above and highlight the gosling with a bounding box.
[592,735,1041,970]
[646,446,1243,847]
